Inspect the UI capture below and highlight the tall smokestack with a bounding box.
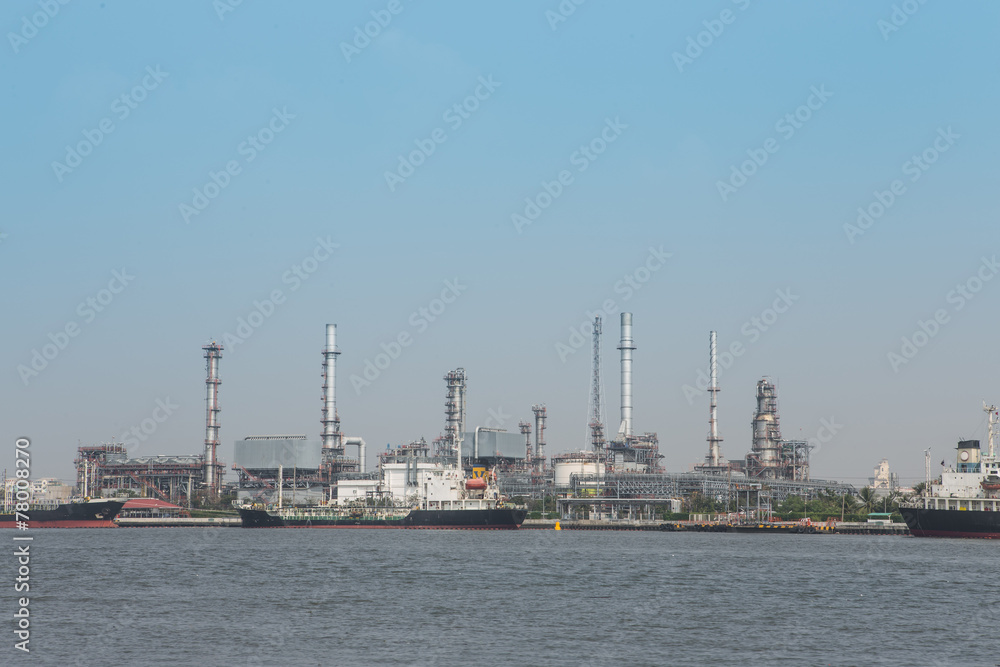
[707,330,723,467]
[322,324,341,452]
[203,342,223,496]
[618,312,635,438]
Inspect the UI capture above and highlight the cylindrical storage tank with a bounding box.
[554,455,600,486]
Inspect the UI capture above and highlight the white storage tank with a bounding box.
[553,452,600,486]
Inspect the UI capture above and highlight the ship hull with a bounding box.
[0,500,125,529]
[239,507,527,529]
[899,507,1000,539]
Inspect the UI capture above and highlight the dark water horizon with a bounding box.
[4,528,997,666]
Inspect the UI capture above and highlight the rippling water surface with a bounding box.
[4,529,998,666]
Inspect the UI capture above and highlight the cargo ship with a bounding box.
[238,439,526,529]
[900,403,1000,539]
[0,498,125,529]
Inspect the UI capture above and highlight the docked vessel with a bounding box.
[900,403,1000,539]
[238,439,526,529]
[0,498,125,529]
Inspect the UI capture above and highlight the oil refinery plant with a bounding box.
[72,314,853,513]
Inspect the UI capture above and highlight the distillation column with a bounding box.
[203,342,223,496]
[519,420,532,465]
[445,369,467,470]
[532,405,547,473]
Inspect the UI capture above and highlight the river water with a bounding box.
[4,528,997,666]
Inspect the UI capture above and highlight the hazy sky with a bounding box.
[4,1,999,488]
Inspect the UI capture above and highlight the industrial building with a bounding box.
[2,477,73,509]
[232,324,364,504]
[75,443,210,505]
[740,378,813,480]
[65,311,851,515]
[498,314,851,519]
[73,343,227,504]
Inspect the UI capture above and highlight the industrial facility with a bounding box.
[74,343,228,504]
[496,314,851,519]
[68,312,852,515]
[231,324,366,505]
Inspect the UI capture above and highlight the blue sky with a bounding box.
[3,0,1000,486]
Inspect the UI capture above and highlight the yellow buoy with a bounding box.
[554,521,561,531]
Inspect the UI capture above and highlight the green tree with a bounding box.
[858,486,878,514]
[688,492,718,514]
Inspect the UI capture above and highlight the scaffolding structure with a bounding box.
[75,443,209,505]
[607,434,663,473]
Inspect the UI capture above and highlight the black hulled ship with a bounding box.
[0,499,125,529]
[238,439,526,530]
[900,403,1000,539]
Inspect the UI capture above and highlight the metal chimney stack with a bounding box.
[203,342,223,496]
[707,331,723,467]
[618,313,635,438]
[322,324,342,453]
